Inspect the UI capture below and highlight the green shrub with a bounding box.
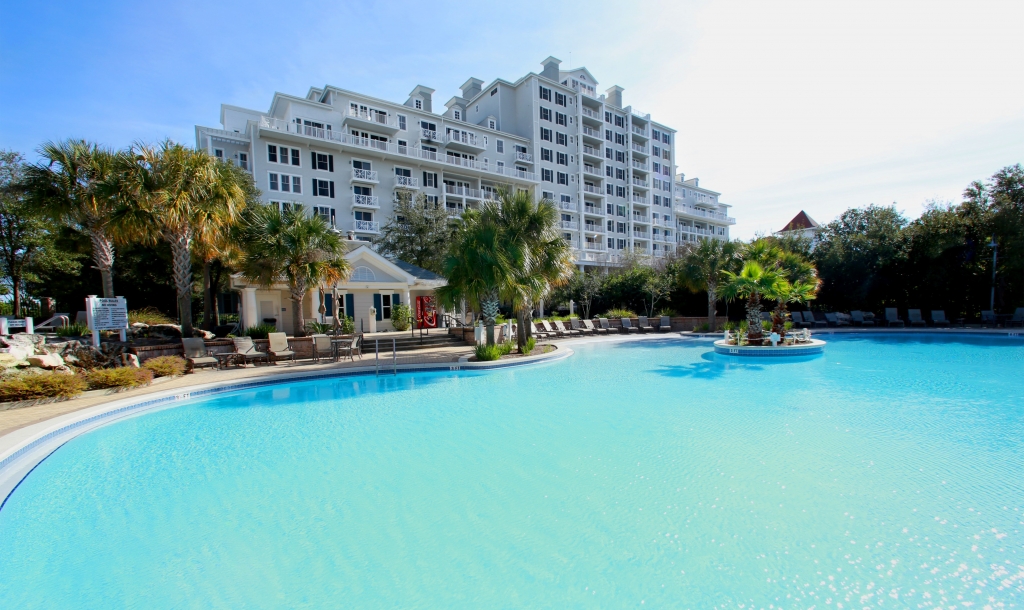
[693,322,710,332]
[242,323,278,339]
[85,367,154,390]
[143,356,187,378]
[129,307,173,325]
[603,309,637,319]
[723,321,737,331]
[739,320,749,332]
[0,372,87,402]
[761,319,772,331]
[784,321,793,331]
[391,303,412,331]
[305,320,332,335]
[656,308,678,317]
[473,343,502,361]
[55,322,89,337]
[497,340,515,356]
[525,336,537,354]
[339,316,355,335]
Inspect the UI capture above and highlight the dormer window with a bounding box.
[488,119,495,129]
[454,109,461,120]
[415,99,422,109]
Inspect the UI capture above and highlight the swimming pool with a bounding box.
[1,334,1022,608]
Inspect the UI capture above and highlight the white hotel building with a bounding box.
[196,57,735,271]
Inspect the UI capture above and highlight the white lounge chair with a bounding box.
[584,319,607,335]
[232,337,269,366]
[570,318,594,335]
[552,320,580,336]
[907,309,927,327]
[181,338,219,371]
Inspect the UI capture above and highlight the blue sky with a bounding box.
[3,0,1022,239]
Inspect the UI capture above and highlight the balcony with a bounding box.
[575,251,607,263]
[583,166,602,177]
[633,231,650,240]
[420,128,444,142]
[352,194,380,208]
[580,107,601,121]
[446,204,466,218]
[583,184,603,195]
[351,168,378,183]
[632,178,649,188]
[559,220,580,231]
[631,193,647,204]
[584,240,607,251]
[631,126,648,139]
[558,200,577,212]
[583,204,603,215]
[394,175,419,189]
[354,220,380,233]
[581,126,602,141]
[445,185,482,199]
[344,108,399,133]
[445,130,485,152]
[631,143,648,155]
[582,144,601,159]
[674,204,737,224]
[515,151,533,163]
[631,160,648,171]
[632,214,650,224]
[583,223,604,234]
[630,108,651,121]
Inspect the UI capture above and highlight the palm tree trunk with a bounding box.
[516,309,527,350]
[707,283,717,332]
[746,293,763,341]
[202,259,217,332]
[169,230,195,338]
[87,228,115,298]
[290,284,306,336]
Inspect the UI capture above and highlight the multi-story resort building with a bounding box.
[196,56,736,273]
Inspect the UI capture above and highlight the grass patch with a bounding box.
[602,309,637,319]
[85,367,154,390]
[142,355,187,378]
[55,322,89,338]
[242,323,278,339]
[129,307,174,325]
[0,372,87,402]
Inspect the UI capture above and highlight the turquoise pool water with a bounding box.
[1,335,1023,608]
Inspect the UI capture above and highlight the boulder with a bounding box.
[123,353,140,368]
[28,353,65,369]
[0,352,25,367]
[147,324,182,339]
[1,333,44,353]
[0,345,34,361]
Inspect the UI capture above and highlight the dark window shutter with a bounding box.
[310,178,315,197]
[373,294,382,321]
[311,151,316,168]
[329,181,335,198]
[392,293,400,305]
[328,155,334,172]
[345,294,354,318]
[324,293,333,314]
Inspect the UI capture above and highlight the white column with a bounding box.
[242,287,258,329]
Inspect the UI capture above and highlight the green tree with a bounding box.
[22,140,121,298]
[552,269,603,319]
[722,261,783,341]
[238,204,351,336]
[110,141,247,337]
[677,238,741,331]
[0,150,82,313]
[377,190,455,274]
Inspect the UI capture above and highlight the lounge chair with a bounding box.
[930,310,951,327]
[552,320,580,336]
[850,310,875,327]
[311,334,333,362]
[599,318,613,333]
[267,332,296,364]
[1007,307,1024,328]
[790,311,809,328]
[907,309,927,327]
[620,317,639,333]
[530,322,551,339]
[571,318,594,335]
[181,338,219,372]
[824,313,839,327]
[232,337,269,366]
[658,315,673,332]
[981,310,997,328]
[539,320,560,336]
[584,319,607,335]
[808,312,828,328]
[637,316,655,332]
[884,308,905,327]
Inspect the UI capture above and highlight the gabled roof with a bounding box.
[561,66,599,86]
[391,260,443,281]
[780,211,820,232]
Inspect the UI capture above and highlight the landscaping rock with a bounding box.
[0,352,25,368]
[0,345,33,361]
[1,334,44,353]
[124,354,140,368]
[147,324,182,339]
[28,354,65,369]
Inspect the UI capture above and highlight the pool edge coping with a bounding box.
[0,344,573,510]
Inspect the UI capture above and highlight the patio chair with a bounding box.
[790,311,809,328]
[930,310,951,327]
[824,313,840,327]
[907,309,927,327]
[658,315,673,332]
[585,319,608,335]
[834,312,851,327]
[552,320,580,336]
[530,322,551,339]
[637,316,655,332]
[884,308,905,327]
[620,317,639,334]
[539,320,560,336]
[980,310,997,328]
[267,332,296,364]
[808,312,828,328]
[1007,307,1024,328]
[850,311,875,327]
[311,334,333,362]
[599,318,613,333]
[181,338,218,372]
[232,337,269,366]
[336,334,363,361]
[571,318,594,335]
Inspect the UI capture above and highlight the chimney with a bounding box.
[540,56,561,81]
[406,85,435,112]
[460,78,484,100]
[605,85,623,108]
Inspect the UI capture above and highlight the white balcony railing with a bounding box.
[354,220,380,233]
[352,168,378,182]
[582,126,601,138]
[632,194,647,204]
[633,231,650,240]
[559,221,580,230]
[632,215,650,224]
[257,116,538,182]
[631,126,647,137]
[632,160,648,170]
[584,241,607,251]
[353,194,379,208]
[347,108,397,127]
[674,204,736,224]
[581,107,601,120]
[583,224,604,234]
[583,204,603,215]
[582,144,599,156]
[631,143,647,154]
[515,151,533,162]
[421,128,442,141]
[583,184,603,194]
[583,166,601,177]
[631,108,651,120]
[445,185,482,198]
[632,178,649,188]
[446,131,481,147]
[558,200,577,211]
[395,175,419,188]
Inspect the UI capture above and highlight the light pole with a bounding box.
[988,236,998,312]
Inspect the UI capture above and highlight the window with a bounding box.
[237,152,248,170]
[557,152,567,165]
[555,92,566,106]
[653,162,661,173]
[560,194,571,204]
[496,139,504,153]
[422,172,438,188]
[313,206,332,224]
[541,148,552,162]
[214,148,223,159]
[542,168,553,182]
[267,145,277,163]
[605,129,612,142]
[397,139,408,152]
[312,152,334,172]
[556,132,567,146]
[542,190,555,200]
[662,133,670,144]
[652,129,661,140]
[312,179,334,198]
[488,119,496,129]
[269,173,278,191]
[605,148,612,160]
[605,111,612,123]
[653,145,661,157]
[605,166,612,177]
[615,150,625,163]
[653,194,662,206]
[454,109,461,120]
[398,115,407,130]
[268,145,299,166]
[615,133,625,145]
[491,87,497,96]
[556,112,567,126]
[663,149,670,160]
[539,86,551,101]
[540,107,552,121]
[380,294,392,319]
[268,173,301,193]
[540,128,552,142]
[395,167,411,179]
[616,168,625,180]
[616,186,626,198]
[414,99,422,109]
[557,172,568,185]
[290,148,300,166]
[614,115,624,128]
[483,136,488,147]
[606,184,613,195]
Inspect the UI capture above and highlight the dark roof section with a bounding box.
[780,211,820,232]
[391,259,443,281]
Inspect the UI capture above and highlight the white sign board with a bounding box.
[85,296,128,346]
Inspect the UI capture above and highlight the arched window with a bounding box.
[351,266,376,282]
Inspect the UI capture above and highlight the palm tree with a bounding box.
[677,238,740,331]
[721,261,783,342]
[436,209,503,345]
[767,279,819,337]
[22,140,121,297]
[110,141,247,337]
[238,204,350,336]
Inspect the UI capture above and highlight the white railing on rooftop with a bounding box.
[630,108,651,120]
[674,203,736,223]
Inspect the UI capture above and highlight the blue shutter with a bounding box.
[392,293,400,305]
[373,294,382,321]
[324,293,334,315]
[345,294,354,318]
